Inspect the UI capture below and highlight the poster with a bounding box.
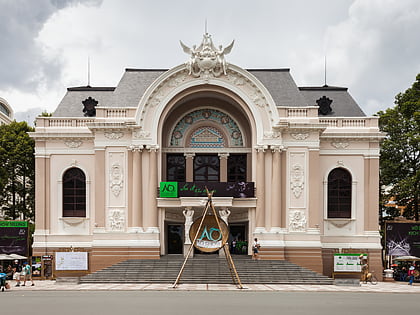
[0,220,28,255]
[55,252,88,270]
[386,222,420,257]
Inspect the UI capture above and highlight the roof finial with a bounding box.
[323,55,328,87]
[87,56,91,87]
[205,19,208,34]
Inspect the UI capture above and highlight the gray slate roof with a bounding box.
[52,68,365,117]
[299,86,366,117]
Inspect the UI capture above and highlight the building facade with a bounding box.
[0,97,13,125]
[31,34,384,276]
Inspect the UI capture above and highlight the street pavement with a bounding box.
[4,279,420,293]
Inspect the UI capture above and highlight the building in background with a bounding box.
[0,97,13,125]
[30,33,384,277]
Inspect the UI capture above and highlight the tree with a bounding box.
[378,74,420,221]
[0,121,35,221]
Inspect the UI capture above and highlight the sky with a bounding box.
[1,0,420,123]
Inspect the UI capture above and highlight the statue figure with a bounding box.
[180,33,234,77]
[183,208,194,244]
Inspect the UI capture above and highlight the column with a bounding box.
[148,145,159,229]
[184,153,195,182]
[271,146,282,230]
[132,145,143,228]
[218,153,229,182]
[255,146,266,230]
[94,148,106,228]
[141,148,150,229]
[265,148,273,230]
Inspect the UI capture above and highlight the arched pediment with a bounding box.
[134,64,279,144]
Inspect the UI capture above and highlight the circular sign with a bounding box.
[189,215,229,253]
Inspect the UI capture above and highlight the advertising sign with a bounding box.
[0,220,28,255]
[189,215,229,253]
[55,252,88,271]
[386,222,420,257]
[333,253,366,272]
[159,181,255,198]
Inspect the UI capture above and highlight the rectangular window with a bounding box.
[227,154,247,182]
[166,154,186,182]
[194,154,220,182]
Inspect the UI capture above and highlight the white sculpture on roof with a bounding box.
[180,33,234,78]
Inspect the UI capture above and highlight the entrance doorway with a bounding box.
[167,224,183,254]
[229,224,248,255]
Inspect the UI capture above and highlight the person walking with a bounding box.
[22,262,34,286]
[12,260,22,287]
[408,265,415,285]
[252,238,260,260]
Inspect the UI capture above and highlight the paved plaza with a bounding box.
[4,280,420,293]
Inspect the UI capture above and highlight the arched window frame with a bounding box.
[59,166,90,218]
[324,166,356,220]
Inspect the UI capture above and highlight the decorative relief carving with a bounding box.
[291,133,309,140]
[290,163,304,198]
[328,219,352,228]
[331,141,350,149]
[133,129,151,139]
[104,131,124,140]
[336,160,345,167]
[264,131,281,139]
[64,139,83,148]
[110,162,123,196]
[109,209,125,231]
[289,210,307,232]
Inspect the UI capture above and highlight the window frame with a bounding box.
[62,167,87,218]
[327,167,352,219]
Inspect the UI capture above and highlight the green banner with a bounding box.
[0,221,28,228]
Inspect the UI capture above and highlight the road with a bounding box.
[2,291,414,315]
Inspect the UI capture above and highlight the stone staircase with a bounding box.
[80,255,334,285]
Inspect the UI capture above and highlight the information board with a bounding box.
[334,253,366,272]
[55,252,88,271]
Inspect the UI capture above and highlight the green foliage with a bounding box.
[0,121,35,221]
[378,74,420,221]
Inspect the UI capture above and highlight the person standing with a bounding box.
[22,262,34,286]
[252,238,260,260]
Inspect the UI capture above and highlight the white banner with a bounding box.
[55,252,88,271]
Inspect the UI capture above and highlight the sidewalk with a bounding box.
[5,280,420,293]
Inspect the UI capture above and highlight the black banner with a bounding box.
[176,182,255,198]
[0,221,28,256]
[386,222,420,257]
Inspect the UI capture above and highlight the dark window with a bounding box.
[194,154,219,182]
[227,154,247,182]
[328,168,352,218]
[63,168,86,217]
[166,154,186,182]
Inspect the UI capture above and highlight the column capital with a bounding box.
[218,153,229,159]
[184,152,195,159]
[254,145,268,153]
[145,144,159,152]
[270,145,284,153]
[127,145,143,152]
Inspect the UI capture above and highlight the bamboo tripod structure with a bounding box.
[172,190,244,289]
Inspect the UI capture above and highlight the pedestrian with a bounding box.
[408,265,415,285]
[252,238,260,260]
[22,262,34,286]
[12,260,22,287]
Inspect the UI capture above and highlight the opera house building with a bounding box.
[31,33,383,277]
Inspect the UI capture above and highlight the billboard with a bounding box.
[386,222,420,257]
[0,220,28,256]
